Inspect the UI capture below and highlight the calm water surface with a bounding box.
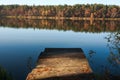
[0,19,120,80]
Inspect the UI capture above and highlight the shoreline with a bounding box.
[5,16,120,20]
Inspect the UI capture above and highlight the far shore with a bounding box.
[4,16,120,20]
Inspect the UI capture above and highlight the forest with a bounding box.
[0,4,120,18]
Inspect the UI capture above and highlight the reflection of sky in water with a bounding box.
[0,27,119,80]
[0,27,106,46]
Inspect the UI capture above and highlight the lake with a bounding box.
[0,19,120,80]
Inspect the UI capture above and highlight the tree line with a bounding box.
[0,4,120,18]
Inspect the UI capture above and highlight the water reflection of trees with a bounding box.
[88,31,120,80]
[0,18,120,32]
[0,66,13,80]
[27,56,33,71]
[106,31,120,67]
[104,31,120,79]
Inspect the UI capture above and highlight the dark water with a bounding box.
[0,19,120,80]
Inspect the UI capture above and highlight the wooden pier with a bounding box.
[26,48,93,80]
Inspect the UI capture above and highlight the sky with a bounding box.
[0,0,120,5]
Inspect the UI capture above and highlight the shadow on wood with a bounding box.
[35,73,94,80]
